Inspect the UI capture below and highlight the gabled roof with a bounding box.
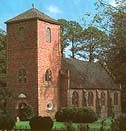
[5,8,59,25]
[62,58,120,90]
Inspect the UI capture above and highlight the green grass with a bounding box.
[15,118,112,130]
[15,121,30,129]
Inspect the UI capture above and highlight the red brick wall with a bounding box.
[37,20,61,117]
[6,19,38,116]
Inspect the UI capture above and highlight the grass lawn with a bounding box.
[88,118,112,129]
[15,118,112,130]
[15,121,30,129]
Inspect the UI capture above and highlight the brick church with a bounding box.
[5,8,121,118]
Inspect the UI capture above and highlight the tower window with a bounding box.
[18,70,22,82]
[18,69,27,83]
[45,69,52,82]
[72,91,79,106]
[46,27,51,43]
[23,70,27,83]
[19,27,25,43]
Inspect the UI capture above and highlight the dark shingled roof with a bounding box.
[5,8,59,24]
[62,58,119,90]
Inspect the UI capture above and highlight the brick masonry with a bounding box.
[6,18,61,117]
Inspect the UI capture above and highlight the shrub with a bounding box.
[42,116,53,130]
[18,105,34,121]
[55,107,98,123]
[29,116,53,131]
[29,116,43,130]
[0,112,15,130]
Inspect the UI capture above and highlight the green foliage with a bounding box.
[18,105,34,121]
[55,107,98,123]
[0,29,6,74]
[29,116,53,131]
[0,87,12,112]
[89,0,126,112]
[58,19,70,57]
[0,112,15,130]
[58,19,83,58]
[77,26,108,62]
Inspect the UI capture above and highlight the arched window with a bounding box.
[101,92,105,106]
[18,69,27,83]
[82,91,87,106]
[46,27,51,43]
[114,92,118,105]
[72,91,79,106]
[23,70,27,83]
[19,27,25,42]
[88,92,94,106]
[45,69,52,82]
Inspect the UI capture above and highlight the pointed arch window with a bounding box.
[18,69,27,83]
[18,70,22,82]
[46,27,51,43]
[23,70,27,83]
[82,91,87,106]
[88,92,94,106]
[72,91,79,106]
[114,92,118,105]
[101,92,105,106]
[45,69,52,82]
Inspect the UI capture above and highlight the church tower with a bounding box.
[6,8,61,117]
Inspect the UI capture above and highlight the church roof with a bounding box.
[5,8,59,24]
[62,58,120,90]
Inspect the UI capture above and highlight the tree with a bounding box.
[58,19,70,57]
[92,0,126,112]
[67,21,83,58]
[77,26,108,62]
[58,19,83,58]
[107,12,126,112]
[0,29,6,74]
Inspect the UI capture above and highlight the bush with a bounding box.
[29,116,53,131]
[18,105,34,121]
[0,112,15,130]
[55,107,98,123]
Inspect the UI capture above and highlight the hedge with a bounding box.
[55,107,98,123]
